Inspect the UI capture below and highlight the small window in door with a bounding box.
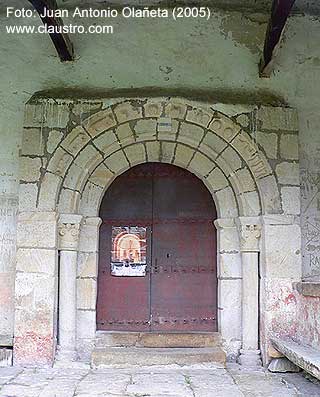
[111,226,147,276]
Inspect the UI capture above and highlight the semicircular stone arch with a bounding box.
[37,98,281,219]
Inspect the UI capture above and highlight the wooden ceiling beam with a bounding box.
[28,0,74,62]
[260,0,295,77]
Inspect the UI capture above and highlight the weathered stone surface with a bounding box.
[230,168,256,194]
[186,108,213,127]
[58,188,80,214]
[164,101,187,119]
[280,134,299,160]
[215,187,238,218]
[144,100,163,117]
[134,119,157,140]
[16,248,56,275]
[79,182,103,216]
[84,109,117,137]
[63,162,88,191]
[124,143,146,166]
[146,141,161,162]
[77,252,98,278]
[219,279,242,341]
[77,279,96,310]
[200,131,227,155]
[209,115,241,142]
[78,217,101,253]
[17,211,57,249]
[257,106,298,131]
[256,175,282,214]
[104,150,129,174]
[38,172,61,211]
[275,162,300,185]
[261,224,302,279]
[257,131,278,159]
[161,141,176,163]
[93,128,122,156]
[77,310,96,339]
[92,347,226,368]
[281,186,301,215]
[218,252,242,278]
[18,183,38,212]
[61,126,90,156]
[45,103,70,129]
[21,128,44,156]
[219,146,242,174]
[238,191,261,216]
[295,282,320,297]
[174,144,194,167]
[268,344,284,358]
[271,338,320,380]
[47,147,73,178]
[19,157,41,182]
[268,357,300,373]
[189,152,214,177]
[179,122,204,146]
[114,101,143,123]
[46,129,63,153]
[115,123,135,146]
[206,167,229,192]
[88,163,113,188]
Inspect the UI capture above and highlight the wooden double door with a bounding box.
[97,163,217,332]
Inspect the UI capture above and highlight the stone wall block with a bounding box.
[206,167,229,192]
[73,145,103,174]
[21,128,44,156]
[77,279,97,310]
[45,103,69,129]
[58,189,80,214]
[79,182,104,217]
[209,114,241,142]
[200,132,227,155]
[18,184,38,212]
[186,108,213,127]
[93,130,120,157]
[47,147,73,178]
[218,252,242,278]
[63,162,88,192]
[189,152,214,177]
[115,124,135,146]
[275,162,299,185]
[61,126,90,156]
[88,164,113,188]
[17,211,57,249]
[257,131,278,159]
[257,107,298,132]
[256,175,282,214]
[219,279,242,340]
[16,248,56,275]
[281,186,301,215]
[134,119,157,141]
[114,102,143,123]
[157,119,179,140]
[78,252,98,278]
[215,187,238,218]
[164,101,187,119]
[104,150,129,174]
[238,191,261,216]
[24,103,47,128]
[83,109,117,137]
[146,141,161,162]
[78,217,102,253]
[161,142,176,163]
[219,146,242,174]
[261,224,302,279]
[47,130,64,154]
[144,100,163,118]
[178,122,204,146]
[77,310,96,339]
[124,144,146,166]
[280,134,299,160]
[19,157,42,183]
[173,144,194,168]
[230,168,256,194]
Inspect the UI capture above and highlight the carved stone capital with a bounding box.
[237,217,261,252]
[58,214,82,251]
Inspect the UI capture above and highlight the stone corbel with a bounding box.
[237,217,261,252]
[58,214,83,251]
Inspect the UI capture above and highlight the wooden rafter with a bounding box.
[28,0,74,62]
[260,0,295,77]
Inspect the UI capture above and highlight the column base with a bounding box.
[55,346,77,362]
[238,349,262,368]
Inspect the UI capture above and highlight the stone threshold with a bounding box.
[271,337,320,380]
[294,282,320,297]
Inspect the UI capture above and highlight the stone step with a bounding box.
[91,347,226,368]
[95,331,221,348]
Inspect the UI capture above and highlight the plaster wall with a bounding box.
[0,8,319,351]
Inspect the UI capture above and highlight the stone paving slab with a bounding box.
[0,364,319,397]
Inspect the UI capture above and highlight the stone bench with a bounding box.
[271,337,320,380]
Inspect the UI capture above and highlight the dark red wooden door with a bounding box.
[97,163,217,332]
